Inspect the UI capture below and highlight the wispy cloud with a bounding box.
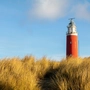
[72,1,90,21]
[29,0,90,21]
[30,0,70,20]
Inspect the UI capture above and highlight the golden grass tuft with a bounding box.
[0,56,90,90]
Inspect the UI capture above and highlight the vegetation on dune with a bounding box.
[0,56,90,90]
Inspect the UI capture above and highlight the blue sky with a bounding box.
[0,0,90,60]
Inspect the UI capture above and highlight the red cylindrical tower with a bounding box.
[66,19,78,58]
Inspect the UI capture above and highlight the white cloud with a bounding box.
[29,0,90,21]
[72,1,90,21]
[30,0,70,20]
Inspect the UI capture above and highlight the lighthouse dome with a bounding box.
[69,20,75,26]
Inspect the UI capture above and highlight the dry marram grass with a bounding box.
[0,56,90,90]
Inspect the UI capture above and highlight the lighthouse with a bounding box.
[66,18,78,58]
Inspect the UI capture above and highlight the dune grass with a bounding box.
[0,56,90,90]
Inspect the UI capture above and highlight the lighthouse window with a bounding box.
[68,28,71,33]
[70,42,72,44]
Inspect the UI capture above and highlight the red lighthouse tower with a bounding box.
[66,18,78,58]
